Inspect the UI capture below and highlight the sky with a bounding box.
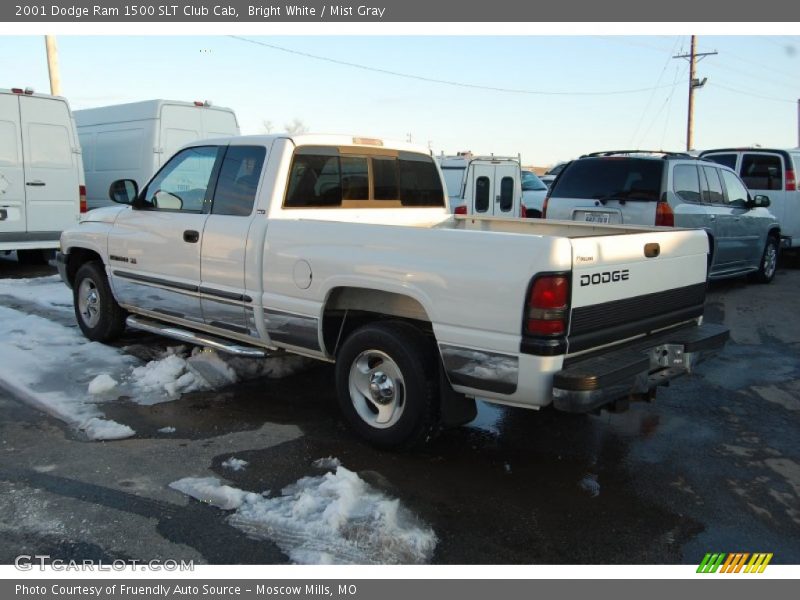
[1,35,798,167]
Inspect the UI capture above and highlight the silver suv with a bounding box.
[543,151,781,282]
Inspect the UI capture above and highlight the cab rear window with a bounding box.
[284,148,445,208]
[551,159,663,202]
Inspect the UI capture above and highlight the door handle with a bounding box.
[183,230,200,243]
[26,180,46,187]
[708,214,716,221]
[0,209,6,221]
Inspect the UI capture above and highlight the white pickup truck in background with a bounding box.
[57,134,728,448]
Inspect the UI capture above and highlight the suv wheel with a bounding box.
[752,236,779,284]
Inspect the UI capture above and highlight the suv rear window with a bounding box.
[551,158,663,202]
[741,153,783,191]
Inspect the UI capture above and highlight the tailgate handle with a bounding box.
[644,243,660,258]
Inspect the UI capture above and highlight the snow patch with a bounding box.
[131,353,210,398]
[312,457,342,470]
[88,374,118,395]
[579,473,601,498]
[80,417,135,441]
[170,466,437,565]
[222,457,249,472]
[158,426,176,434]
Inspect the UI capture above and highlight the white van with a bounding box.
[700,147,800,249]
[0,88,84,264]
[451,156,523,217]
[75,99,240,209]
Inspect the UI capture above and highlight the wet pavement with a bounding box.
[1,254,799,564]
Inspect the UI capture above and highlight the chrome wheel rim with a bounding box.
[763,243,778,279]
[348,349,405,429]
[77,278,101,328]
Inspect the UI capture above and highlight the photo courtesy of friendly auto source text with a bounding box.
[0,0,798,595]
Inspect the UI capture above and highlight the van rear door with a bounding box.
[201,108,239,139]
[19,95,79,235]
[567,228,708,354]
[468,161,519,217]
[0,93,26,236]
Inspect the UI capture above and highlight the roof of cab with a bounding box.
[187,133,433,155]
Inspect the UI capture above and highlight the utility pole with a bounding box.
[673,36,717,151]
[45,35,62,96]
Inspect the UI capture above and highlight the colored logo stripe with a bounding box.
[697,552,773,573]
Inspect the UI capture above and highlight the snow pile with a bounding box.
[312,457,342,470]
[0,275,72,312]
[169,477,258,511]
[225,354,313,380]
[87,374,118,395]
[579,473,601,498]
[131,353,210,398]
[170,464,437,565]
[158,426,176,434]
[80,417,135,441]
[222,457,249,472]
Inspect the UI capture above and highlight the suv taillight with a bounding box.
[542,194,550,218]
[454,205,467,215]
[655,201,674,227]
[79,185,87,213]
[525,274,569,336]
[520,204,527,218]
[786,168,796,192]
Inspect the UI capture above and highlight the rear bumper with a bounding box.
[55,251,70,287]
[552,322,729,413]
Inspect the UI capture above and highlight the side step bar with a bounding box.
[126,316,267,358]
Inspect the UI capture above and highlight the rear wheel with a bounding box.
[335,321,440,449]
[751,236,779,284]
[73,261,127,342]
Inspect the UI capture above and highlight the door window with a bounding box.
[141,146,221,212]
[373,156,400,200]
[720,169,749,205]
[340,156,369,201]
[673,164,701,203]
[211,146,266,216]
[499,176,514,211]
[703,153,737,170]
[740,153,783,191]
[475,176,490,213]
[702,167,725,204]
[28,123,71,168]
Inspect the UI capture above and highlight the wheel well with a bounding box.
[767,228,781,242]
[65,248,103,286]
[322,287,434,356]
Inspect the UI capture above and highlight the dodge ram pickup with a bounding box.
[57,134,729,447]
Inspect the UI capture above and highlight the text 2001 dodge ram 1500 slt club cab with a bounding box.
[57,134,728,447]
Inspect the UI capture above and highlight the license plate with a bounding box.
[584,212,611,224]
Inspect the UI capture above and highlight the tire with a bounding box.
[751,236,779,284]
[73,261,127,342]
[335,321,440,449]
[16,249,49,265]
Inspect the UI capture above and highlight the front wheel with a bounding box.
[73,261,127,342]
[751,236,779,284]
[335,321,440,449]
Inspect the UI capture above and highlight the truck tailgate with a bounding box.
[567,229,709,354]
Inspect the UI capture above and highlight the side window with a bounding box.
[740,153,783,191]
[284,152,342,207]
[141,146,220,212]
[474,176,490,213]
[211,146,266,217]
[28,123,71,168]
[398,155,445,207]
[720,169,749,205]
[373,157,400,200]
[673,164,701,203]
[703,153,737,170]
[702,167,725,204]
[499,176,514,211]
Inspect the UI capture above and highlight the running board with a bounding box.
[125,316,267,358]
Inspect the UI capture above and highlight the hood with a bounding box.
[80,205,128,225]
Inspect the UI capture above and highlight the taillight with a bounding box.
[655,201,674,227]
[542,194,550,218]
[525,274,569,336]
[520,204,527,218]
[454,205,467,215]
[79,185,87,213]
[786,169,796,192]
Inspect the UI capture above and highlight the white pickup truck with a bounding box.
[57,134,728,447]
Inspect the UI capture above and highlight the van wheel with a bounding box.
[335,321,439,449]
[73,261,127,342]
[16,249,49,265]
[751,236,779,284]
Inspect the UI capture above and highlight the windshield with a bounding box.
[521,171,547,191]
[551,158,664,201]
[441,167,466,197]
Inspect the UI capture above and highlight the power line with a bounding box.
[709,81,797,104]
[228,35,683,97]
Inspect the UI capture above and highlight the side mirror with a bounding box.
[109,179,139,205]
[749,194,771,209]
